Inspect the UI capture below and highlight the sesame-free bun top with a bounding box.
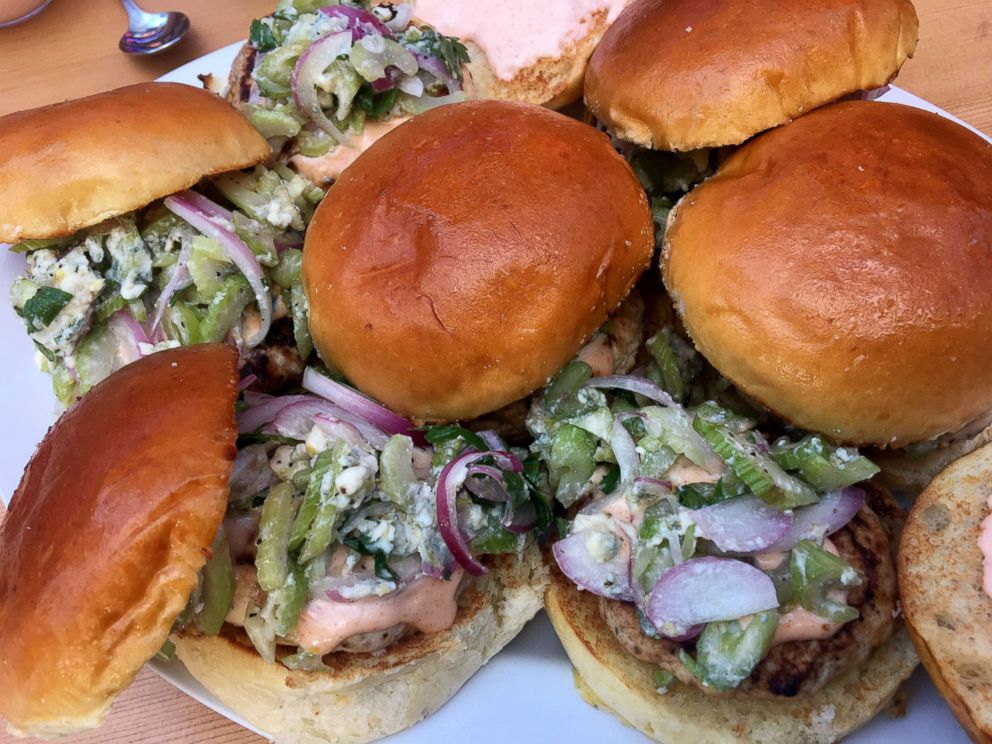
[0,83,270,243]
[303,100,654,422]
[0,345,238,738]
[663,101,992,447]
[584,0,918,150]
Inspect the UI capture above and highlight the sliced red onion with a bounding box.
[312,415,368,448]
[108,310,150,364]
[237,393,313,434]
[478,430,507,452]
[610,415,640,485]
[764,487,865,553]
[489,450,523,473]
[502,499,537,534]
[319,5,393,39]
[464,464,509,502]
[292,31,356,146]
[552,530,634,601]
[689,496,793,554]
[371,66,403,93]
[626,555,702,640]
[238,373,258,391]
[268,397,387,447]
[436,450,490,576]
[646,557,779,637]
[242,390,270,406]
[150,238,193,334]
[302,367,425,445]
[178,189,235,224]
[584,375,679,409]
[230,444,277,501]
[412,51,460,92]
[165,191,271,348]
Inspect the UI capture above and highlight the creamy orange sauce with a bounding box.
[291,117,410,185]
[979,496,992,600]
[665,457,721,489]
[413,0,629,80]
[290,569,464,654]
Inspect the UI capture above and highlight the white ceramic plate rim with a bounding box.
[1,40,986,743]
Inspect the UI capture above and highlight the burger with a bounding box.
[227,0,636,186]
[539,98,992,741]
[1,83,323,403]
[899,441,992,742]
[227,0,474,186]
[581,0,919,239]
[0,345,547,741]
[0,98,656,742]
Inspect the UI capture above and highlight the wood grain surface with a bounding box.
[0,0,989,742]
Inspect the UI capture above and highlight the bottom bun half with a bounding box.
[545,566,917,744]
[173,548,547,744]
[899,442,992,743]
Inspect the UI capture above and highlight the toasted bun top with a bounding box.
[585,0,918,150]
[899,442,992,742]
[0,83,270,243]
[663,101,992,446]
[0,345,238,738]
[303,100,654,422]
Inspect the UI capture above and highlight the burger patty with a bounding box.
[239,317,308,394]
[601,484,901,698]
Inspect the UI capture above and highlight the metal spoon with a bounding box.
[118,0,190,55]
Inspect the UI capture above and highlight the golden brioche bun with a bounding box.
[173,549,547,744]
[584,0,918,150]
[663,101,992,447]
[545,564,918,743]
[303,100,654,423]
[0,345,239,739]
[0,83,270,243]
[899,442,992,742]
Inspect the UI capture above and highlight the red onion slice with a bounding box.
[108,310,150,364]
[478,430,507,452]
[689,496,793,554]
[552,530,634,601]
[764,487,865,552]
[436,450,490,576]
[302,367,425,445]
[610,415,640,485]
[292,31,356,146]
[150,238,193,335]
[412,51,461,92]
[646,557,779,637]
[312,415,368,447]
[237,394,314,434]
[319,5,393,39]
[584,375,679,409]
[165,191,271,348]
[502,500,537,534]
[238,373,258,391]
[270,398,388,447]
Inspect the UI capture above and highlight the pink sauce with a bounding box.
[413,0,629,80]
[291,569,464,654]
[979,497,992,600]
[577,333,614,378]
[290,116,410,185]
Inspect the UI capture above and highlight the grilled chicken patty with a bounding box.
[601,483,902,698]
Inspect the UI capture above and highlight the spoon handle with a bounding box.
[119,0,148,25]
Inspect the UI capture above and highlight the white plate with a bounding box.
[2,41,986,743]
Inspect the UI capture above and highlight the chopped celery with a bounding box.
[163,302,203,346]
[297,127,334,157]
[271,248,303,289]
[641,405,721,472]
[195,530,235,635]
[349,37,417,82]
[289,443,346,553]
[646,328,686,402]
[790,540,862,623]
[289,283,313,359]
[256,482,296,592]
[681,611,779,691]
[380,435,417,505]
[188,236,232,296]
[256,43,308,97]
[282,650,328,671]
[770,435,879,491]
[155,639,177,661]
[274,561,308,636]
[549,424,598,507]
[247,105,303,139]
[8,236,73,253]
[545,361,594,419]
[200,275,253,343]
[76,322,117,392]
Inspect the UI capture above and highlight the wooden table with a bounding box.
[0,1,990,742]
